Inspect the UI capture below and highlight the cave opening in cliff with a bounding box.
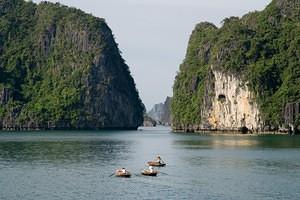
[218,94,226,103]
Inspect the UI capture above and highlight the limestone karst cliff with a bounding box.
[148,97,172,125]
[172,0,300,133]
[143,115,157,127]
[201,70,261,131]
[0,0,144,130]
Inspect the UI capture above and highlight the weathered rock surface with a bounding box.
[143,115,157,127]
[172,0,300,134]
[0,88,12,105]
[200,69,261,131]
[283,102,300,134]
[0,0,144,130]
[148,97,172,126]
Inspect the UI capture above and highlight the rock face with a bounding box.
[148,97,172,126]
[0,0,144,130]
[143,115,157,127]
[200,69,261,131]
[283,102,300,134]
[172,0,300,133]
[0,88,12,105]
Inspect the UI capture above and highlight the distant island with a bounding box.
[147,97,172,126]
[0,0,144,130]
[172,0,300,134]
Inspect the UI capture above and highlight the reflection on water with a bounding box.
[174,135,300,173]
[174,135,300,149]
[184,155,300,171]
[0,140,130,165]
[0,130,300,200]
[174,139,260,149]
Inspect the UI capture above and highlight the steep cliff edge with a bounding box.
[172,0,300,133]
[0,0,144,130]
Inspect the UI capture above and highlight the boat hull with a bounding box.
[141,170,158,176]
[147,161,166,167]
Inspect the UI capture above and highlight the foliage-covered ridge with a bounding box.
[0,0,144,130]
[172,0,300,132]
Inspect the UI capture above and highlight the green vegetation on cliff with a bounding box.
[0,0,144,129]
[172,0,300,129]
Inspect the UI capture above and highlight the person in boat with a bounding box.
[155,155,164,164]
[148,166,154,173]
[121,168,127,174]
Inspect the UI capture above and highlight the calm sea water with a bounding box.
[0,127,300,200]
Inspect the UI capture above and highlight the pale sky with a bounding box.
[33,0,271,110]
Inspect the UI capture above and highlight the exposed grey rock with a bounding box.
[148,97,172,126]
[284,102,300,134]
[0,88,12,105]
[143,115,157,127]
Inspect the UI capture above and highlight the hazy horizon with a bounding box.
[33,0,271,110]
